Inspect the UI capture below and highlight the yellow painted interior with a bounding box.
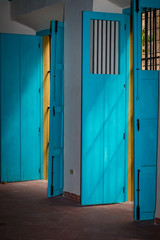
[128,16,134,201]
[43,36,50,180]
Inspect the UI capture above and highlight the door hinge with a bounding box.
[39,168,40,173]
[136,0,139,13]
[55,21,58,33]
[123,133,125,140]
[136,169,140,220]
[53,106,55,116]
[51,184,54,196]
[124,24,126,30]
[123,187,125,194]
[39,127,40,133]
[124,83,125,89]
[38,43,40,48]
[39,88,40,93]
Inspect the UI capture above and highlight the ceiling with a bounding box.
[14,2,64,31]
[107,0,131,8]
[11,0,131,32]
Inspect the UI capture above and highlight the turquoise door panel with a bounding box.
[48,21,64,197]
[82,12,129,205]
[133,0,160,220]
[140,167,157,220]
[0,34,21,182]
[20,36,42,181]
[104,75,125,204]
[136,71,159,119]
[82,76,105,205]
[0,34,42,183]
[136,119,157,220]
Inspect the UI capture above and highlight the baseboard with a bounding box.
[63,191,81,202]
[155,218,160,225]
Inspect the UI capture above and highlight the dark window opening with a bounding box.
[141,8,160,70]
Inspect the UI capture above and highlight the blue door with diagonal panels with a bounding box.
[133,0,160,220]
[48,21,64,197]
[82,12,129,205]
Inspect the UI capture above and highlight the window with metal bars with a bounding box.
[141,8,160,70]
[90,20,119,74]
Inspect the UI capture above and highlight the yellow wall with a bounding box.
[128,16,134,201]
[43,36,50,180]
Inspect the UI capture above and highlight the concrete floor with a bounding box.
[0,180,160,240]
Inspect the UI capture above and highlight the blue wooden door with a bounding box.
[20,36,42,181]
[82,12,129,205]
[133,0,160,220]
[48,21,64,197]
[0,34,42,182]
[0,34,21,182]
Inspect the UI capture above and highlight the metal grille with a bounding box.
[90,20,119,74]
[141,8,160,70]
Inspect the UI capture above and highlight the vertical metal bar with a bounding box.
[145,9,148,70]
[150,9,152,70]
[154,9,157,70]
[115,21,119,75]
[98,20,102,74]
[90,20,93,74]
[102,20,106,74]
[153,9,155,70]
[107,21,110,74]
[94,20,98,74]
[111,21,115,74]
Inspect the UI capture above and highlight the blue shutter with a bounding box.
[133,0,160,220]
[48,21,64,197]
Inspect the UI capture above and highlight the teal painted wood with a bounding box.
[36,29,51,36]
[124,13,130,202]
[48,21,64,197]
[0,34,43,182]
[82,12,129,205]
[133,0,160,220]
[20,36,42,181]
[0,34,21,182]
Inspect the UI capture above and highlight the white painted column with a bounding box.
[64,0,93,196]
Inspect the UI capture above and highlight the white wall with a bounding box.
[93,0,123,13]
[64,0,93,195]
[155,71,160,220]
[0,0,35,35]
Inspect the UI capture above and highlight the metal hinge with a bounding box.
[123,187,125,194]
[124,83,125,89]
[136,0,139,13]
[55,21,58,33]
[123,133,125,140]
[39,168,40,173]
[39,88,40,93]
[39,127,40,133]
[38,43,40,48]
[51,184,54,195]
[124,24,126,30]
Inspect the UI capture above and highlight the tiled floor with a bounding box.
[0,180,160,240]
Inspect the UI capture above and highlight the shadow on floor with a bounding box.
[0,180,160,240]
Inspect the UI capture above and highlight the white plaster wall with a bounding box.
[93,0,123,13]
[155,71,160,219]
[0,0,35,35]
[64,0,93,195]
